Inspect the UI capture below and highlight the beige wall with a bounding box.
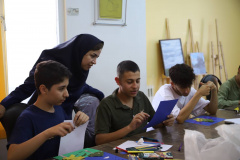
[146,0,240,94]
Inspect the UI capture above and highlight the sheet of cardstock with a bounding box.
[144,99,178,129]
[58,120,89,155]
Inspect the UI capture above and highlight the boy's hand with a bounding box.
[46,122,74,138]
[206,81,217,91]
[198,82,211,96]
[162,114,174,126]
[128,112,150,131]
[0,104,5,118]
[74,111,89,127]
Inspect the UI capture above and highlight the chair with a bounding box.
[0,103,28,142]
[73,94,100,148]
[199,74,222,100]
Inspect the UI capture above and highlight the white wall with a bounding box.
[58,0,147,96]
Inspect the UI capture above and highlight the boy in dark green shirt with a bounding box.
[95,60,174,145]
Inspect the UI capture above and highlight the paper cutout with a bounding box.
[55,148,104,160]
[58,120,89,155]
[185,115,225,126]
[193,118,214,122]
[137,138,144,145]
[62,155,84,160]
[55,149,126,160]
[234,107,239,113]
[144,99,178,129]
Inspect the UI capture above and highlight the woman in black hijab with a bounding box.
[0,34,104,120]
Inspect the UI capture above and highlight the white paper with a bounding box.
[137,138,144,145]
[58,120,89,155]
[224,118,240,124]
[160,144,172,151]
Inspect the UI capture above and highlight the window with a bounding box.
[5,0,58,102]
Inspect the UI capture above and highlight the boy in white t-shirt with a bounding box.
[152,64,218,123]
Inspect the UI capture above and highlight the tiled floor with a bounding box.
[0,139,7,160]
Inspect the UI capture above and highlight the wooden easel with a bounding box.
[211,41,216,75]
[161,18,171,84]
[214,19,228,81]
[187,19,206,89]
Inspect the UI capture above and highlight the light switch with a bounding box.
[67,8,79,16]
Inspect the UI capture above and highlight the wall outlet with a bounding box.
[67,8,79,16]
[147,85,154,102]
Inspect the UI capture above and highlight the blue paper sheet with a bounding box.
[85,152,127,160]
[144,99,178,129]
[185,115,225,126]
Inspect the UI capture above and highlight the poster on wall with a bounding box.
[93,0,127,26]
[159,38,185,76]
[99,0,122,19]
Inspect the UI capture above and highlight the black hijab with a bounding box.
[34,34,104,91]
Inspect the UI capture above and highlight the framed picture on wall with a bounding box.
[159,38,184,76]
[93,0,127,26]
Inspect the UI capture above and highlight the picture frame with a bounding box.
[93,0,127,26]
[159,38,184,76]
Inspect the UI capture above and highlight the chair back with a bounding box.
[0,103,28,142]
[199,74,222,100]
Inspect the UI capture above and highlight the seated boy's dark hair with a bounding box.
[169,63,195,88]
[117,60,140,78]
[34,60,72,94]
